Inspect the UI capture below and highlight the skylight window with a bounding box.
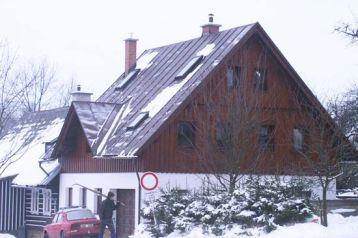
[175,55,204,80]
[127,111,149,130]
[115,69,140,91]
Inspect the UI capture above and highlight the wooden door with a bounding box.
[116,189,135,238]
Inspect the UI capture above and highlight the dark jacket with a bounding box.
[99,198,119,220]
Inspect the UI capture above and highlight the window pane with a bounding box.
[253,69,267,91]
[227,67,234,89]
[293,128,303,151]
[216,123,231,147]
[177,122,195,146]
[259,125,274,151]
[67,209,95,221]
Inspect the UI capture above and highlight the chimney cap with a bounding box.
[124,33,138,42]
[201,13,221,28]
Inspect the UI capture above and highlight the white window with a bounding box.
[293,128,304,151]
[43,189,52,216]
[30,188,40,214]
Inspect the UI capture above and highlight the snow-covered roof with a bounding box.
[90,23,255,157]
[0,107,68,186]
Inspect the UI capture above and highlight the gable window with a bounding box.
[177,122,195,147]
[216,123,232,147]
[253,68,267,91]
[42,189,52,216]
[258,125,275,151]
[30,188,40,214]
[66,187,73,207]
[227,66,242,89]
[293,128,304,152]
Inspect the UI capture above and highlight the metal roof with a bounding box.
[91,23,255,157]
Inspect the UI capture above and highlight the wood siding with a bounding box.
[60,34,342,175]
[0,177,25,232]
[61,119,139,173]
[141,35,317,174]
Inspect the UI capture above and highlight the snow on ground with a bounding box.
[0,234,15,238]
[133,214,358,238]
[330,208,356,213]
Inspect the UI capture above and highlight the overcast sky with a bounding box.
[0,0,357,100]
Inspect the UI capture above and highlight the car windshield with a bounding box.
[66,209,95,221]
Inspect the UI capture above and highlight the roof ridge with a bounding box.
[144,22,258,52]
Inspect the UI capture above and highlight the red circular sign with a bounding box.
[140,172,159,191]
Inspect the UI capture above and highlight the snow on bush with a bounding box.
[140,177,315,237]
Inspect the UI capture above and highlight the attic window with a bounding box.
[115,69,140,91]
[175,55,204,80]
[253,68,267,91]
[127,111,149,130]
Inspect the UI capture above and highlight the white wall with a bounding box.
[59,173,337,228]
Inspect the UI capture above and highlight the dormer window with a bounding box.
[115,69,140,91]
[253,68,267,91]
[127,112,149,130]
[175,56,204,80]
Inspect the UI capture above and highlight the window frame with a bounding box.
[293,127,304,152]
[66,187,73,207]
[253,68,267,91]
[227,65,242,89]
[94,188,102,214]
[258,125,275,152]
[216,122,232,148]
[42,189,52,216]
[30,188,40,214]
[80,187,87,208]
[177,121,195,148]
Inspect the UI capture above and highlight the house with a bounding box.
[0,107,68,237]
[52,15,357,237]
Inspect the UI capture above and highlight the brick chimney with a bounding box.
[124,36,138,74]
[201,13,221,36]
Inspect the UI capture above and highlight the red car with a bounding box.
[43,207,101,238]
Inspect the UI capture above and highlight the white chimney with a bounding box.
[71,85,92,102]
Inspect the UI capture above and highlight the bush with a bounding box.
[141,177,315,237]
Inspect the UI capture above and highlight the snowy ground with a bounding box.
[134,213,358,238]
[0,234,15,238]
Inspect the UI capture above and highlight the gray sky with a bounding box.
[1,0,357,100]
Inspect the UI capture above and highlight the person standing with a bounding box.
[98,191,120,238]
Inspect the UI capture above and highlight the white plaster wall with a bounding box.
[59,172,337,228]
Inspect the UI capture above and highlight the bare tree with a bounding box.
[327,84,358,149]
[288,90,357,227]
[335,20,358,44]
[57,77,75,107]
[185,43,279,193]
[0,40,73,175]
[18,60,57,113]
